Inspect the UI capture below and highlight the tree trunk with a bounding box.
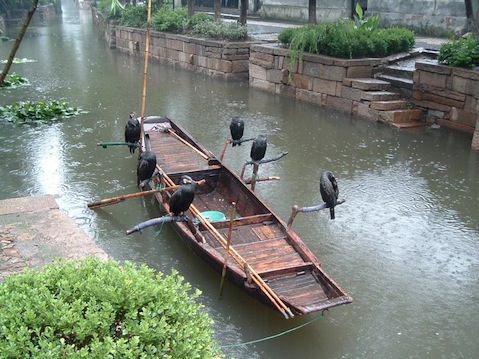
[465,0,472,18]
[214,0,221,19]
[239,0,247,25]
[309,0,317,24]
[0,0,39,87]
[187,0,194,16]
[157,0,164,9]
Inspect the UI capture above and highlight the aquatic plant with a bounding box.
[0,257,223,357]
[0,72,29,87]
[0,100,86,123]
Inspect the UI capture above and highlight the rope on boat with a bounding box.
[96,141,140,149]
[221,312,325,348]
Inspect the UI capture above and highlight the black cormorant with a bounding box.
[230,116,244,146]
[169,175,196,216]
[137,150,157,187]
[320,171,339,220]
[250,135,267,162]
[125,112,141,154]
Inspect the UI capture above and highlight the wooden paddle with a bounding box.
[219,202,236,299]
[87,179,205,209]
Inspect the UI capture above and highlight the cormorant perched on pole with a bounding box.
[169,175,196,216]
[125,112,140,154]
[137,150,157,187]
[250,135,267,162]
[229,116,244,146]
[319,171,339,220]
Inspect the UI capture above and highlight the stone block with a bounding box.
[346,66,373,78]
[312,78,337,96]
[465,95,478,112]
[420,71,448,89]
[350,78,390,91]
[421,92,464,109]
[378,109,424,123]
[361,91,400,101]
[249,63,267,81]
[296,89,324,106]
[357,102,379,122]
[450,107,478,128]
[250,78,276,93]
[232,60,249,73]
[276,84,296,98]
[208,58,232,73]
[267,69,285,84]
[326,96,353,114]
[302,61,321,78]
[341,86,364,101]
[370,100,407,111]
[291,73,312,90]
[320,65,346,81]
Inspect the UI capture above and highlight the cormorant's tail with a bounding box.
[330,207,335,220]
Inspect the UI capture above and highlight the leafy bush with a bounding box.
[0,257,223,358]
[120,4,149,28]
[152,7,188,32]
[279,20,414,60]
[193,20,247,40]
[96,0,124,19]
[438,34,479,68]
[186,11,215,28]
[0,100,85,123]
[0,72,29,88]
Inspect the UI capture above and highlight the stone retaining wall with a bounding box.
[249,43,381,116]
[413,62,479,134]
[115,27,252,80]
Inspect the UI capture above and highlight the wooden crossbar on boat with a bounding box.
[134,116,352,317]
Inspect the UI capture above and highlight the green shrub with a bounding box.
[120,4,149,28]
[193,20,247,40]
[0,257,223,358]
[438,34,479,68]
[152,7,188,32]
[186,11,215,29]
[279,19,415,60]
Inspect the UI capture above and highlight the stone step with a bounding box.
[343,78,390,91]
[391,121,428,128]
[375,74,414,89]
[374,66,414,80]
[378,109,424,123]
[370,100,408,111]
[361,91,401,101]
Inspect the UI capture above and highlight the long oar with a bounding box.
[87,179,206,209]
[159,169,293,318]
[219,202,236,299]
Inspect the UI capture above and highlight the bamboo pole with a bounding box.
[158,166,293,318]
[219,202,236,299]
[139,0,153,152]
[87,180,205,209]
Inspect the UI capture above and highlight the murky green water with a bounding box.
[1,3,479,358]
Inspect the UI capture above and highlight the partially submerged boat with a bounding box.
[127,116,352,318]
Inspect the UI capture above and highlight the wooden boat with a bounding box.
[132,116,352,318]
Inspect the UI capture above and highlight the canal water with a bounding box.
[1,3,479,358]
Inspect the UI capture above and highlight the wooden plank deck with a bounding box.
[146,129,210,174]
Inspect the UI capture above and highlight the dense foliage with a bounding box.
[97,0,248,40]
[278,20,415,59]
[438,34,479,69]
[0,100,85,123]
[0,257,223,358]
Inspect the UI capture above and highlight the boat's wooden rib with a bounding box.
[138,116,352,317]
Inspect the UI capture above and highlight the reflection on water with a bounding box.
[1,2,479,358]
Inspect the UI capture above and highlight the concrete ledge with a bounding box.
[0,195,108,281]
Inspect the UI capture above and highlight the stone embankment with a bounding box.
[0,195,107,281]
[92,8,479,150]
